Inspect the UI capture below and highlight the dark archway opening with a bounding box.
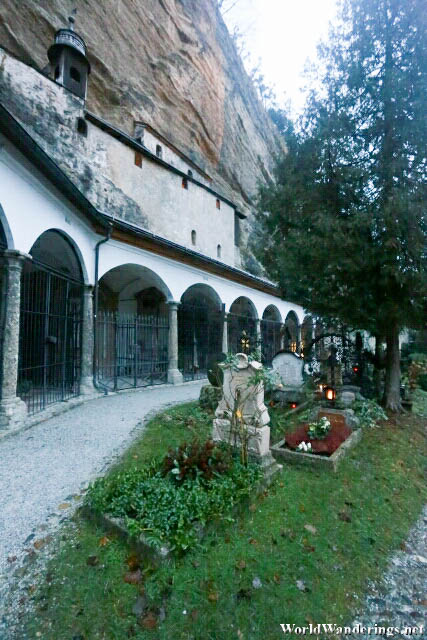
[261,305,282,367]
[18,230,84,414]
[284,311,299,353]
[96,265,170,390]
[228,297,257,355]
[178,286,223,381]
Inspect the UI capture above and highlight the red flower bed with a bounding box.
[285,412,352,456]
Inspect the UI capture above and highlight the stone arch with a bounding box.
[301,315,314,358]
[18,229,86,415]
[96,263,172,390]
[179,283,223,380]
[284,310,300,353]
[261,305,282,366]
[98,263,172,314]
[0,203,14,250]
[228,296,258,354]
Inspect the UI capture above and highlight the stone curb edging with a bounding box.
[271,428,362,472]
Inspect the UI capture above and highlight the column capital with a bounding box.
[0,250,31,269]
[167,300,181,308]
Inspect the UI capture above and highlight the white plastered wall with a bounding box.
[0,134,306,326]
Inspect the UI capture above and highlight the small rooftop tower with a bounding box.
[48,14,91,100]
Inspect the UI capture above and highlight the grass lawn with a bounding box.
[19,398,426,640]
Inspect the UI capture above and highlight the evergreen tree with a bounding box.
[256,0,426,411]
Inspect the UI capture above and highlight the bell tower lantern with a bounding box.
[48,16,91,100]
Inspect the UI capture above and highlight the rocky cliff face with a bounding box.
[0,0,283,268]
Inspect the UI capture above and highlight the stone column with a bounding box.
[222,312,228,354]
[280,323,285,350]
[256,319,262,352]
[297,324,302,355]
[80,284,95,394]
[167,301,183,384]
[0,250,29,430]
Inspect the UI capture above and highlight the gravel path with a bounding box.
[0,381,204,612]
[348,505,427,638]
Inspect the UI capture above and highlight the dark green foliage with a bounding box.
[162,439,229,482]
[199,383,222,410]
[255,0,427,410]
[417,374,427,392]
[85,442,262,552]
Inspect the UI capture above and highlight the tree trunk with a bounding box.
[383,321,401,412]
[373,335,384,400]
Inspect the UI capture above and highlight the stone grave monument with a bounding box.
[271,351,304,404]
[213,353,281,482]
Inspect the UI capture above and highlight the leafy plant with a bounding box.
[162,439,230,482]
[85,453,262,552]
[352,396,387,428]
[307,416,331,440]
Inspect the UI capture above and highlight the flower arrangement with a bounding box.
[307,416,331,440]
[297,441,312,453]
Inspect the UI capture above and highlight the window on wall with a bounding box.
[182,177,189,189]
[156,144,162,158]
[191,230,196,245]
[216,198,221,210]
[217,244,221,258]
[134,151,142,168]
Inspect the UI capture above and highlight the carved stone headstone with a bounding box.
[213,354,280,480]
[272,352,304,388]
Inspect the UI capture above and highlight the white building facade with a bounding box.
[0,22,309,430]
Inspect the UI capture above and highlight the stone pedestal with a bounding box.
[80,284,96,394]
[167,301,183,385]
[213,353,281,480]
[0,251,29,429]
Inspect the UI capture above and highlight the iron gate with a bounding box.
[227,313,257,355]
[18,263,83,415]
[178,304,222,381]
[261,319,282,367]
[95,311,169,390]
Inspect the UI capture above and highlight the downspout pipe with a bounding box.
[93,223,113,394]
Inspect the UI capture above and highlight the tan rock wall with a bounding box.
[0,0,284,224]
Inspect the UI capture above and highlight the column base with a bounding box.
[167,368,183,385]
[0,397,28,430]
[80,376,97,395]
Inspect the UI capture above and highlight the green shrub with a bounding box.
[418,373,427,391]
[207,353,227,386]
[162,439,229,482]
[352,396,387,427]
[85,445,262,552]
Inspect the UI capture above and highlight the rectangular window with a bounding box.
[134,151,142,168]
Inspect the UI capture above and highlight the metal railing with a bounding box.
[95,311,169,391]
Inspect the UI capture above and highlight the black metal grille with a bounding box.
[178,304,222,381]
[227,313,257,355]
[18,262,83,415]
[261,319,282,367]
[95,312,169,390]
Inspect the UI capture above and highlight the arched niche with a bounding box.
[98,263,172,315]
[301,315,314,358]
[18,230,85,415]
[228,296,258,355]
[179,283,223,381]
[284,310,299,353]
[261,305,282,366]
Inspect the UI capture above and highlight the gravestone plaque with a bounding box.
[272,352,304,388]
